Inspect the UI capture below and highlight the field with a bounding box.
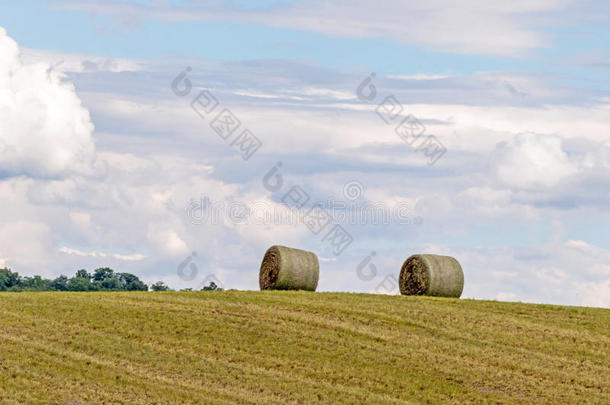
[0,291,608,404]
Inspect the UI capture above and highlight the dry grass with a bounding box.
[0,291,608,404]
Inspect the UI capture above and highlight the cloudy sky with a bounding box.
[1,0,609,307]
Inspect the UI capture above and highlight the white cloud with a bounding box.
[146,226,189,257]
[52,0,583,56]
[58,246,146,261]
[578,279,610,308]
[20,48,143,74]
[0,221,53,271]
[450,239,610,308]
[69,212,91,230]
[0,27,96,178]
[493,133,577,189]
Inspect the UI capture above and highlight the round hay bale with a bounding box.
[399,254,464,298]
[259,245,319,291]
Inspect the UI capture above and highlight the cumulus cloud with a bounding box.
[147,226,189,257]
[0,27,96,178]
[493,133,577,189]
[484,132,610,210]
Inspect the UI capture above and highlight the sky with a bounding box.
[0,0,609,307]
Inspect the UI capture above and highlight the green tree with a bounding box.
[117,273,148,291]
[151,281,170,291]
[0,267,19,291]
[201,282,223,291]
[21,276,49,291]
[50,275,69,291]
[100,276,121,290]
[0,268,21,291]
[75,269,91,280]
[92,267,114,282]
[1,267,150,293]
[68,276,93,291]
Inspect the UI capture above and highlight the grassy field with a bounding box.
[0,291,608,404]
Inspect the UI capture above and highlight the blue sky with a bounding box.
[1,0,609,307]
[3,0,610,82]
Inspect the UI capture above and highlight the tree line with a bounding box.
[0,267,222,292]
[0,267,148,292]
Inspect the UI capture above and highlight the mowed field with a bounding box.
[0,291,608,404]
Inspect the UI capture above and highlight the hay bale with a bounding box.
[399,254,464,298]
[259,245,319,291]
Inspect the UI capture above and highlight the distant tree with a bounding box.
[201,282,223,291]
[68,276,93,291]
[1,267,150,293]
[117,273,148,291]
[0,268,21,291]
[151,281,170,291]
[21,276,49,291]
[92,267,114,282]
[75,269,91,280]
[100,276,121,290]
[0,269,8,291]
[50,275,69,291]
